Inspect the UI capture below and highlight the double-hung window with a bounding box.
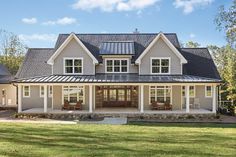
[23,86,30,97]
[63,86,84,104]
[151,58,170,74]
[205,85,212,97]
[106,59,128,73]
[150,86,171,104]
[64,58,83,74]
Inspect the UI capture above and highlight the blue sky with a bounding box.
[0,0,232,48]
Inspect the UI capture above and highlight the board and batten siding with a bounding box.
[139,38,182,75]
[0,84,17,106]
[53,38,95,75]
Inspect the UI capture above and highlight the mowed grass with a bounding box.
[0,123,235,157]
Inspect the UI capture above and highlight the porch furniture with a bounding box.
[62,101,71,110]
[164,102,172,110]
[151,102,165,110]
[75,101,82,110]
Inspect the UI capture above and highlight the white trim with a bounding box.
[47,33,98,65]
[105,58,129,73]
[186,85,190,113]
[140,85,144,113]
[212,85,216,113]
[205,85,213,98]
[62,85,85,104]
[23,85,30,98]
[135,33,187,64]
[63,57,83,75]
[43,85,47,113]
[89,85,93,113]
[51,85,54,109]
[40,85,44,98]
[150,57,171,75]
[18,85,22,112]
[182,85,195,98]
[149,85,172,104]
[49,86,53,98]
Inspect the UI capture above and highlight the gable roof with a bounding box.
[181,48,221,79]
[15,33,221,80]
[0,64,14,84]
[47,33,98,65]
[16,48,54,78]
[54,33,181,63]
[135,33,187,64]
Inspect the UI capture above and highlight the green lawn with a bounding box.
[0,123,235,157]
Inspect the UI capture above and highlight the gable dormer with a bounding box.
[47,33,98,75]
[135,33,187,75]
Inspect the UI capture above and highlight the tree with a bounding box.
[185,41,200,48]
[215,0,236,48]
[0,29,27,74]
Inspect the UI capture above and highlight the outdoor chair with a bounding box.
[151,102,165,110]
[75,101,82,110]
[62,101,71,110]
[164,102,172,110]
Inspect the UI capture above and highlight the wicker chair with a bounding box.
[62,101,70,110]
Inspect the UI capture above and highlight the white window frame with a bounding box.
[62,86,85,104]
[182,85,195,98]
[40,86,44,98]
[23,85,30,98]
[149,86,172,104]
[105,58,129,73]
[150,57,171,74]
[63,57,83,75]
[205,85,212,98]
[49,86,53,97]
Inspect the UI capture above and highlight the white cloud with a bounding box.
[173,0,214,14]
[42,17,77,26]
[21,18,38,24]
[190,33,196,38]
[19,34,57,42]
[72,0,160,12]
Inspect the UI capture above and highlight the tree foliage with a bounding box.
[0,29,27,75]
[185,41,200,48]
[215,0,236,48]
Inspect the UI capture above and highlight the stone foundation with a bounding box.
[15,112,216,121]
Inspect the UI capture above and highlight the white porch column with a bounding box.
[140,85,144,113]
[89,85,93,113]
[186,85,190,113]
[44,85,48,113]
[212,85,216,113]
[18,85,22,113]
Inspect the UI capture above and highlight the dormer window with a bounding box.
[105,59,128,73]
[64,58,83,74]
[151,57,170,74]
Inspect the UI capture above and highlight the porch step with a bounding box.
[79,117,127,125]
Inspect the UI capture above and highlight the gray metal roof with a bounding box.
[14,74,222,83]
[99,41,135,55]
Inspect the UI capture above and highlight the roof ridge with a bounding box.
[58,33,177,35]
[181,47,208,49]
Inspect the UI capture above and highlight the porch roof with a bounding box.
[13,74,222,84]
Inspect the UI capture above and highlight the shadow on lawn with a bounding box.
[127,122,236,128]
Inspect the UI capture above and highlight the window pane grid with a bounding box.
[106,59,128,73]
[65,59,82,74]
[152,58,170,74]
[150,86,171,103]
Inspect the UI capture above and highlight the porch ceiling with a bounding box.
[13,74,222,84]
